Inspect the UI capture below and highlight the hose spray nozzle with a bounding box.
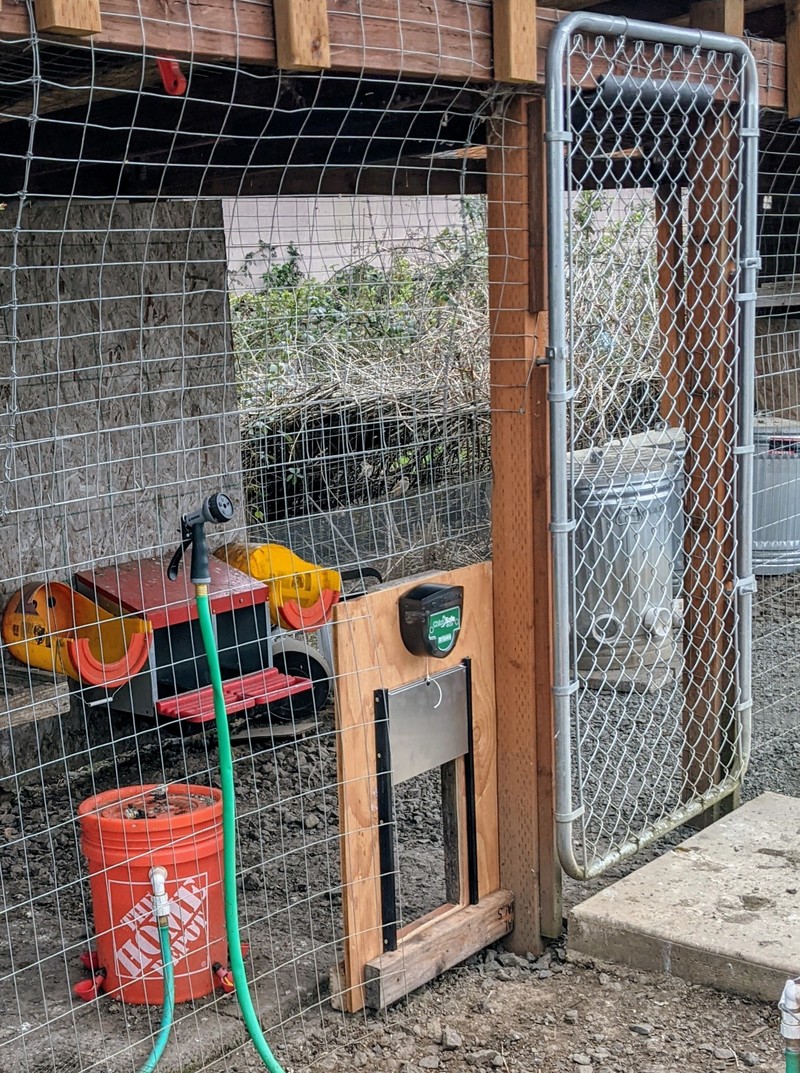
[167,492,234,585]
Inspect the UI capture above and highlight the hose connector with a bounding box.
[149,866,170,924]
[781,978,800,1052]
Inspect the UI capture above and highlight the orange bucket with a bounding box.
[78,784,226,1005]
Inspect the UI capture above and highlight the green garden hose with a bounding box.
[136,918,174,1073]
[196,587,287,1073]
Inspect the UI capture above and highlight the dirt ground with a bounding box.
[204,940,785,1073]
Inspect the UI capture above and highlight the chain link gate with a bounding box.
[545,16,759,881]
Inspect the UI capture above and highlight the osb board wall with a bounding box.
[0,200,242,599]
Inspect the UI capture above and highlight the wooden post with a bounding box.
[274,0,330,70]
[493,0,538,83]
[34,0,101,35]
[655,186,688,428]
[786,1,800,119]
[488,94,560,951]
[529,100,560,940]
[689,0,744,35]
[682,110,738,817]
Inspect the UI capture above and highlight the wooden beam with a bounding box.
[33,0,100,35]
[493,0,538,83]
[0,3,785,108]
[787,1,800,119]
[689,0,745,33]
[274,0,329,70]
[363,890,514,1009]
[488,94,554,954]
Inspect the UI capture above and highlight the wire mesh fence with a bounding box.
[546,19,758,881]
[749,112,800,787]
[0,24,497,1071]
[2,5,800,1070]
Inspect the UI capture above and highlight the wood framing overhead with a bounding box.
[0,1,788,109]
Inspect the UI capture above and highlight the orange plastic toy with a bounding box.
[2,581,152,688]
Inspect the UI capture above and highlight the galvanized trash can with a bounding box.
[572,432,684,692]
[753,417,800,576]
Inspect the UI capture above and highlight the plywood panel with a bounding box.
[0,201,242,603]
[334,562,498,1012]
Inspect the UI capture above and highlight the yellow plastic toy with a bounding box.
[216,544,341,630]
[2,582,152,688]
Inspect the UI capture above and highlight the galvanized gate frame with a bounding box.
[546,15,759,881]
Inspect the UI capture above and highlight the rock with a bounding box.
[352,1052,369,1068]
[739,1054,759,1068]
[629,1024,654,1037]
[419,1058,440,1069]
[564,1010,579,1025]
[497,952,528,970]
[598,973,611,986]
[714,1048,736,1061]
[537,970,552,980]
[303,814,320,829]
[496,969,518,982]
[571,1055,592,1066]
[441,1028,463,1051]
[466,1050,501,1067]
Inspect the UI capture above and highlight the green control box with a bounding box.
[398,583,464,658]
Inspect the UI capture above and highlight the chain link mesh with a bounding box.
[547,20,757,880]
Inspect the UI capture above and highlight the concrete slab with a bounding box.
[568,792,800,1001]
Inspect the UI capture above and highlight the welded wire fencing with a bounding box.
[0,28,494,1072]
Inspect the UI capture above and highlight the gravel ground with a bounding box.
[0,573,798,1072]
[205,941,785,1073]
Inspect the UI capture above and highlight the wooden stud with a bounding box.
[274,0,330,70]
[655,186,688,428]
[333,563,499,1012]
[786,1,800,119]
[689,0,745,35]
[363,889,514,1010]
[487,94,558,953]
[493,0,538,84]
[33,0,101,36]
